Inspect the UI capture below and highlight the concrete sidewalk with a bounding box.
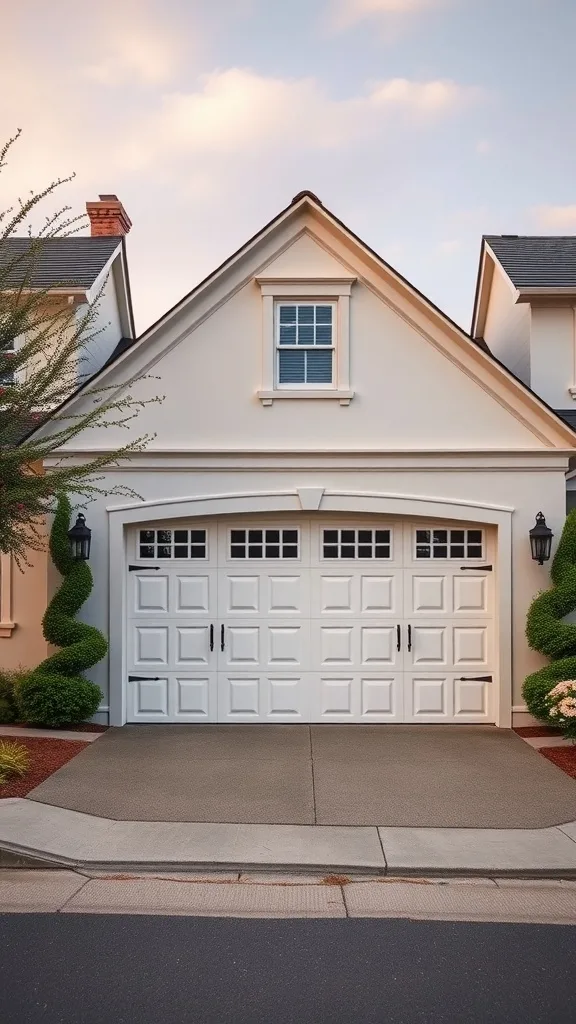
[4,798,576,878]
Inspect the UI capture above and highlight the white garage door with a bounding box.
[126,517,495,724]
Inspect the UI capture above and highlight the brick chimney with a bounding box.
[86,194,132,237]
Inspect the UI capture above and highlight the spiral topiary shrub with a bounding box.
[17,495,105,727]
[523,509,576,725]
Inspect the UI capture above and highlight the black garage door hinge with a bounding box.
[128,565,161,572]
[458,676,492,682]
[128,675,161,682]
[460,565,492,571]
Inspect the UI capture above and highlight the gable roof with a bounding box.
[0,236,122,290]
[484,235,576,289]
[22,190,576,449]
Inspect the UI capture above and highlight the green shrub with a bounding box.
[0,740,29,784]
[17,672,101,728]
[15,495,105,727]
[0,669,27,724]
[523,510,576,726]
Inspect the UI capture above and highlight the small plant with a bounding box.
[544,681,576,739]
[0,668,27,724]
[0,740,29,784]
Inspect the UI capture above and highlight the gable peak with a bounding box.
[291,190,323,207]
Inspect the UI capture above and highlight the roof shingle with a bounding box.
[485,235,576,289]
[0,236,121,290]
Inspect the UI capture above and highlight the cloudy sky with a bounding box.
[1,0,575,333]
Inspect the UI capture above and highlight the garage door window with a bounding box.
[139,529,207,559]
[322,528,391,559]
[230,529,299,559]
[415,528,483,560]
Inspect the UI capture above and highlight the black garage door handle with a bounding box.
[221,624,225,652]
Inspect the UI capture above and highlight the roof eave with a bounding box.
[516,286,576,302]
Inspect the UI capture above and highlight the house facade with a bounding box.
[472,234,576,511]
[34,192,575,728]
[0,196,134,669]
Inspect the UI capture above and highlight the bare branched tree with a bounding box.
[0,132,162,564]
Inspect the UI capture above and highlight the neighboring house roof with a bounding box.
[0,236,122,290]
[21,190,576,448]
[555,410,576,431]
[483,235,576,289]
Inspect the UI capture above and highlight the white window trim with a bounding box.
[255,277,355,405]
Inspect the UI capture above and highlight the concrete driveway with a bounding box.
[26,724,576,828]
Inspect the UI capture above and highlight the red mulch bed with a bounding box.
[514,726,563,737]
[0,736,89,798]
[539,745,576,780]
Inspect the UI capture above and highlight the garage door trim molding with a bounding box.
[108,490,512,728]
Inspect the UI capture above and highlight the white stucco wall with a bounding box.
[482,261,531,386]
[64,271,543,452]
[530,306,575,409]
[79,267,123,379]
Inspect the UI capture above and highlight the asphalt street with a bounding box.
[0,914,574,1023]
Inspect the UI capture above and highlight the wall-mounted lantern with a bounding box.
[529,512,553,565]
[68,513,92,561]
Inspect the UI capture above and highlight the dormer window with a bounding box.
[256,277,356,405]
[277,303,334,387]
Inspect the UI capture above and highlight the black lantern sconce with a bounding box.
[68,513,92,561]
[529,512,553,565]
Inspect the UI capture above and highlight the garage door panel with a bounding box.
[454,677,489,717]
[266,676,309,719]
[453,575,488,614]
[175,625,212,667]
[131,677,169,719]
[218,674,309,721]
[360,625,398,667]
[453,625,488,667]
[134,574,169,614]
[220,621,309,672]
[360,575,397,613]
[175,574,213,615]
[314,572,400,616]
[133,625,169,667]
[410,624,448,667]
[407,674,453,720]
[312,673,403,721]
[173,676,214,719]
[222,575,260,614]
[410,574,448,615]
[361,675,403,719]
[268,575,308,615]
[220,572,310,617]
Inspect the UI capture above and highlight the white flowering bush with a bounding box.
[545,681,576,739]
